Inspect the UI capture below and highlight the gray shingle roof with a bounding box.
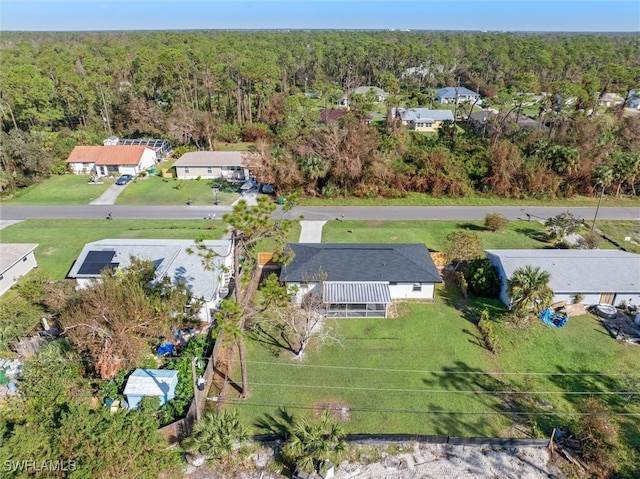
[393,108,454,122]
[323,281,392,304]
[0,243,38,274]
[436,86,480,98]
[280,243,442,283]
[486,249,640,293]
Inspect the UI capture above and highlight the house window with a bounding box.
[0,274,3,281]
[22,256,28,262]
[389,282,397,286]
[207,166,213,174]
[413,283,422,292]
[184,167,190,174]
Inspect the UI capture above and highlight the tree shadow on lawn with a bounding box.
[247,321,297,357]
[421,360,556,438]
[457,222,487,232]
[514,227,549,244]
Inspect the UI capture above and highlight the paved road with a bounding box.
[0,204,638,222]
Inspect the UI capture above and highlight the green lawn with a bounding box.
[0,175,114,205]
[0,218,301,280]
[0,219,227,279]
[596,220,640,254]
[115,175,240,206]
[300,192,639,207]
[239,290,510,437]
[322,220,549,251]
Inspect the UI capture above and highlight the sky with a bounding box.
[1,1,639,32]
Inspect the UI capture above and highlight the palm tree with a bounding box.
[507,265,553,315]
[182,409,249,465]
[282,410,346,474]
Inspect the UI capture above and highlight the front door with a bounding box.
[599,292,615,305]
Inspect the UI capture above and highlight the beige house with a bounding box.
[598,92,624,108]
[391,108,454,132]
[0,244,38,296]
[173,151,250,181]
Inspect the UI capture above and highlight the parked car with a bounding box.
[115,174,133,185]
[260,184,275,194]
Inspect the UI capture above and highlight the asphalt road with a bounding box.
[0,204,638,222]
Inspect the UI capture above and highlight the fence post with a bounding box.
[192,357,200,421]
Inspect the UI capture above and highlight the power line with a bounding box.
[246,381,639,396]
[224,399,640,417]
[240,360,640,377]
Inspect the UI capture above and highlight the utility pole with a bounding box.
[591,182,605,232]
[191,357,200,421]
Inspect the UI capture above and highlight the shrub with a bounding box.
[466,258,501,298]
[576,398,620,475]
[578,231,602,249]
[484,212,508,232]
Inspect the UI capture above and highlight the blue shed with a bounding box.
[123,369,179,409]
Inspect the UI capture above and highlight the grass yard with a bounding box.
[0,219,227,279]
[596,220,640,254]
[0,175,114,205]
[237,289,511,437]
[0,218,301,280]
[299,193,639,207]
[322,220,550,251]
[115,175,240,206]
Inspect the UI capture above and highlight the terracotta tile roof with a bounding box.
[66,145,149,166]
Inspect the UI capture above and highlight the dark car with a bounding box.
[260,184,275,194]
[115,174,133,185]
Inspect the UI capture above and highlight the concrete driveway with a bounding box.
[90,181,128,205]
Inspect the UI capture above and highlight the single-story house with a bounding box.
[628,90,640,109]
[67,239,233,322]
[172,151,249,181]
[123,369,178,409]
[103,136,171,160]
[486,249,640,309]
[468,110,547,131]
[391,108,454,132]
[0,244,38,297]
[66,145,157,177]
[436,86,481,104]
[339,86,389,107]
[598,92,625,108]
[280,243,442,318]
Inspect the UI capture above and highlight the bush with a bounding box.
[466,258,501,298]
[576,398,620,475]
[578,231,603,249]
[484,212,508,232]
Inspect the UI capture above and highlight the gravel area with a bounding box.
[184,442,565,479]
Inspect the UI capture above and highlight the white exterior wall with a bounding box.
[69,162,95,174]
[0,251,38,296]
[289,282,319,303]
[175,165,249,180]
[389,283,435,300]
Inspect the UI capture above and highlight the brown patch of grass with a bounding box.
[366,220,384,227]
[315,400,351,422]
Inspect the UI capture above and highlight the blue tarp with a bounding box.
[157,343,174,356]
[538,308,568,328]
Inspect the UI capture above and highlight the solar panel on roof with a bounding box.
[77,250,118,275]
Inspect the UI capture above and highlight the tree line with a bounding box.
[1,30,638,197]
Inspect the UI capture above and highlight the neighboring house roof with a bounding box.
[486,249,640,294]
[629,90,640,108]
[68,239,232,302]
[600,92,624,102]
[436,86,480,98]
[320,109,347,122]
[66,145,151,166]
[469,110,546,130]
[393,108,454,122]
[0,243,38,275]
[123,369,178,399]
[280,243,442,283]
[352,86,388,97]
[173,151,245,167]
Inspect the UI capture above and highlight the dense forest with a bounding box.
[1,30,639,198]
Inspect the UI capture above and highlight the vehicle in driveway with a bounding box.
[115,174,133,185]
[260,184,275,194]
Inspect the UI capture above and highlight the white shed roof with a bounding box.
[123,368,178,397]
[486,249,640,294]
